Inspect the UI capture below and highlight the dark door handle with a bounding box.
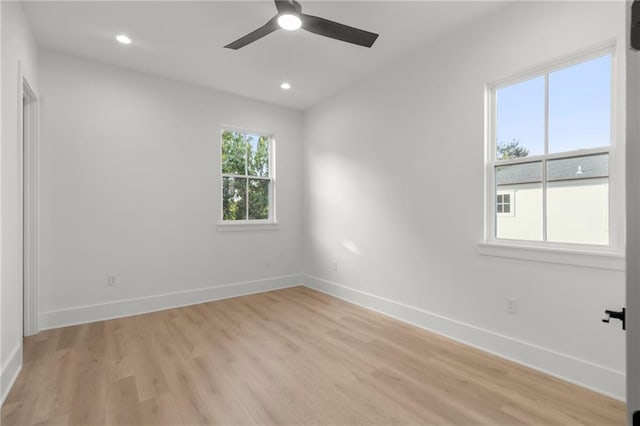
[602,308,625,330]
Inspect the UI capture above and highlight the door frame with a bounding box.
[19,62,39,337]
[628,1,640,424]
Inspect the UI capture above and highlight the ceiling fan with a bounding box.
[224,0,379,50]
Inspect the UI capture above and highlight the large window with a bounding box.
[487,51,615,247]
[221,129,273,222]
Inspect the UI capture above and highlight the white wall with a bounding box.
[303,1,626,399]
[37,50,303,327]
[1,0,38,402]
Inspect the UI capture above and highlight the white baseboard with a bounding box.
[39,274,304,330]
[1,344,23,405]
[302,274,625,401]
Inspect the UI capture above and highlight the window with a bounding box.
[487,50,615,247]
[221,129,274,222]
[496,192,513,216]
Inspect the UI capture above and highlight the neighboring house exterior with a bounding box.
[496,154,609,245]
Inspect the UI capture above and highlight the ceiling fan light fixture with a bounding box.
[115,34,132,45]
[277,13,302,31]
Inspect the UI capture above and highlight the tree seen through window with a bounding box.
[222,130,271,221]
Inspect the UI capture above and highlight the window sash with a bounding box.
[493,154,610,241]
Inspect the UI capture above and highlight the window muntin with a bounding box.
[221,130,273,222]
[490,52,613,246]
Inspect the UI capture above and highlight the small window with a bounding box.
[497,193,512,215]
[221,130,274,222]
[488,50,614,247]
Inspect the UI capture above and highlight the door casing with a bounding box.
[19,62,39,337]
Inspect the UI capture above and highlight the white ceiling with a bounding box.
[22,1,507,109]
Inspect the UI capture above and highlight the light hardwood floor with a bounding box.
[1,286,624,425]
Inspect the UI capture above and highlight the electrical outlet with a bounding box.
[331,260,338,272]
[506,297,518,314]
[107,274,117,287]
[265,258,271,269]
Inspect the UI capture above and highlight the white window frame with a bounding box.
[217,127,278,231]
[480,42,625,270]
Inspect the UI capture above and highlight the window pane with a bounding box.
[496,184,542,241]
[497,204,503,213]
[247,135,270,177]
[547,177,609,245]
[496,162,543,241]
[248,179,269,220]
[496,76,545,159]
[222,177,247,220]
[547,154,608,182]
[548,55,611,153]
[221,131,247,175]
[496,161,543,185]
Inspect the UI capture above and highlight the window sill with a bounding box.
[216,221,279,232]
[477,241,625,271]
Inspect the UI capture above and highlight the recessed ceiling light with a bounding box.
[116,34,132,45]
[277,14,302,31]
[281,82,291,90]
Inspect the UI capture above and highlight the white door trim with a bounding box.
[627,1,640,423]
[19,62,39,337]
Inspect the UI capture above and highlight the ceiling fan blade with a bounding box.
[224,16,279,50]
[274,0,300,14]
[301,14,378,48]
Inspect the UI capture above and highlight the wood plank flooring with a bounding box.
[1,286,625,425]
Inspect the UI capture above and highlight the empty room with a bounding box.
[1,0,639,424]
